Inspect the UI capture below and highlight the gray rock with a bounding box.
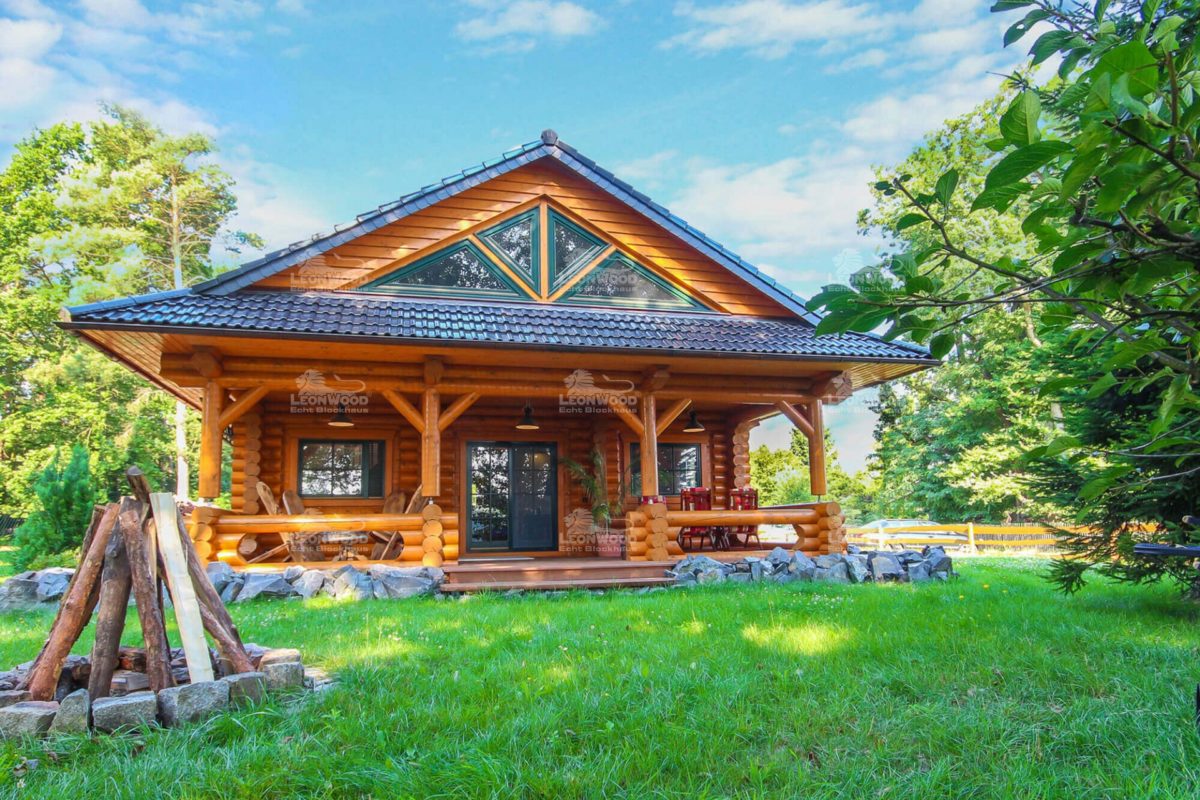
[846,544,861,554]
[771,571,799,584]
[0,701,58,739]
[923,546,954,574]
[749,560,765,581]
[221,672,267,707]
[814,562,850,583]
[908,561,932,582]
[282,565,305,583]
[330,569,373,601]
[814,554,844,569]
[0,690,31,708]
[260,648,302,667]
[845,554,870,583]
[235,573,297,602]
[0,576,40,610]
[766,546,792,566]
[303,667,334,693]
[696,568,726,584]
[895,550,924,564]
[157,681,230,726]
[35,568,74,602]
[788,552,816,580]
[263,661,304,691]
[49,689,89,734]
[369,565,436,599]
[92,693,158,732]
[869,553,904,582]
[727,572,752,583]
[206,562,236,594]
[671,555,726,575]
[219,575,244,604]
[292,570,326,599]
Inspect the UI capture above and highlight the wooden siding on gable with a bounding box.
[252,160,794,318]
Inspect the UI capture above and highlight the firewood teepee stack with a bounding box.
[20,468,254,701]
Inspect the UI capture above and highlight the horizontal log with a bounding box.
[665,509,820,526]
[212,513,456,534]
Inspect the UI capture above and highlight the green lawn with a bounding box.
[1,558,1198,799]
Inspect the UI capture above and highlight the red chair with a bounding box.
[679,487,729,551]
[728,487,760,549]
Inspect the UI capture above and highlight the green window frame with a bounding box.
[298,439,386,498]
[629,442,702,496]
[358,240,528,300]
[562,252,705,311]
[478,209,539,289]
[547,209,607,291]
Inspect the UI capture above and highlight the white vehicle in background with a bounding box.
[857,519,968,549]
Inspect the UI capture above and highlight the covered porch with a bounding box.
[170,342,853,570]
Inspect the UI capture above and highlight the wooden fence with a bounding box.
[845,523,1063,552]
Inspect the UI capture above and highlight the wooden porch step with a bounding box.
[439,575,677,593]
[443,559,674,585]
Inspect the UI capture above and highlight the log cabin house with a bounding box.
[61,131,935,589]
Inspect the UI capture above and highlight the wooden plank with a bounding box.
[119,498,175,692]
[172,510,255,675]
[149,493,214,684]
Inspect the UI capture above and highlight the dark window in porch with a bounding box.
[298,440,386,498]
[629,442,701,496]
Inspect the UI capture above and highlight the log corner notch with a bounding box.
[774,399,827,496]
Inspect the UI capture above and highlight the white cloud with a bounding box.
[0,16,60,57]
[0,56,56,108]
[665,0,897,59]
[613,149,677,189]
[456,1,604,50]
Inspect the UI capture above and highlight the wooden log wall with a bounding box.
[623,501,846,561]
[200,509,460,566]
[230,410,262,514]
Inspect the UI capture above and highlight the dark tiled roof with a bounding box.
[190,131,822,324]
[66,290,934,363]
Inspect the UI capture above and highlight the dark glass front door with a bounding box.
[467,442,557,552]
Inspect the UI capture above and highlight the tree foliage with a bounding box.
[0,107,249,558]
[814,1,1200,592]
[12,445,98,570]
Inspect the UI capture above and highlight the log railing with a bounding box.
[189,507,460,567]
[624,501,845,560]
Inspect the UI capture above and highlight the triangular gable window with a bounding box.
[479,210,538,288]
[562,253,702,310]
[548,210,606,291]
[360,241,525,299]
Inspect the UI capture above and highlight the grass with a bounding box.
[1,558,1198,799]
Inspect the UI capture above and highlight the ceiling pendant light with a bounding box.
[682,409,705,433]
[515,401,540,430]
[328,403,355,427]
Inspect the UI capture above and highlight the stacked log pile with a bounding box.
[788,501,846,556]
[202,510,459,566]
[625,502,684,561]
[625,501,846,561]
[20,468,253,702]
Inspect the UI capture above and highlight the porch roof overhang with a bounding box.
[61,289,937,408]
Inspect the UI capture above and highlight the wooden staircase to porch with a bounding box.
[441,558,677,592]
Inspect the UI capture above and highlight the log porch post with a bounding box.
[198,380,224,501]
[421,357,444,499]
[639,394,658,498]
[806,399,827,496]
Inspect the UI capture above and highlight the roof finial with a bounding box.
[540,129,559,145]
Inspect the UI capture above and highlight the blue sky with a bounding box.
[0,0,1028,471]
